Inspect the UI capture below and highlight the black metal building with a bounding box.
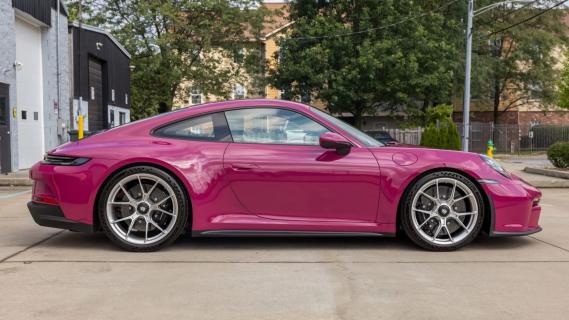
[69,23,131,133]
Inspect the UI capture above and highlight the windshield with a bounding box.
[310,107,383,147]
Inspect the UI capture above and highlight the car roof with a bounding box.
[179,99,311,115]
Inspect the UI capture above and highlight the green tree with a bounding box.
[66,0,270,119]
[557,51,569,109]
[471,0,568,127]
[270,0,462,127]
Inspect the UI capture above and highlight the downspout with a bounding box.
[56,0,61,118]
[55,0,61,143]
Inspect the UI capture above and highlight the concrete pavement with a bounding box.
[1,187,569,319]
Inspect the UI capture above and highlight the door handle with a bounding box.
[231,163,258,171]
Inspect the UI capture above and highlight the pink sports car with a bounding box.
[28,100,542,251]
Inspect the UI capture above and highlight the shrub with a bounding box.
[420,105,461,150]
[547,142,569,168]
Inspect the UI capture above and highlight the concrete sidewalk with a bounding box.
[498,159,569,188]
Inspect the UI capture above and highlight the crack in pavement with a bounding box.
[529,235,569,253]
[0,231,65,264]
[0,190,31,201]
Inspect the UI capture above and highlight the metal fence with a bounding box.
[384,127,423,145]
[370,123,569,154]
[457,123,569,154]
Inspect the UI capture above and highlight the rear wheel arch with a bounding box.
[93,162,193,232]
[395,167,493,236]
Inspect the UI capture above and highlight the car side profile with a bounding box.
[28,99,542,251]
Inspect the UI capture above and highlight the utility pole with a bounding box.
[462,0,532,152]
[462,0,473,152]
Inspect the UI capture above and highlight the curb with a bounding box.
[524,167,569,180]
[0,178,33,187]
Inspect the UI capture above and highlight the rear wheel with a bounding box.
[401,171,484,251]
[99,166,189,251]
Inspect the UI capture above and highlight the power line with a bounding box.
[490,0,540,22]
[283,0,460,41]
[482,0,569,38]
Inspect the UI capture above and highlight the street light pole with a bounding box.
[462,0,474,152]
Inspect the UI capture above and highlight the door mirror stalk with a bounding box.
[319,132,351,155]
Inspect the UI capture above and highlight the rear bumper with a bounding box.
[27,201,94,233]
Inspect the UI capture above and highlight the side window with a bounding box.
[155,113,231,142]
[225,108,329,145]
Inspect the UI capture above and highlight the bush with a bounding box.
[420,105,461,150]
[547,142,569,168]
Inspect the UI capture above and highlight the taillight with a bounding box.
[42,154,90,166]
[32,195,59,205]
[532,198,541,207]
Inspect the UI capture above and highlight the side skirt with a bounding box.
[192,230,396,238]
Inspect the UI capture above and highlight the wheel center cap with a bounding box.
[438,205,451,217]
[137,202,150,214]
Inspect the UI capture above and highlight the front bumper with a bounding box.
[27,201,94,233]
[482,176,542,237]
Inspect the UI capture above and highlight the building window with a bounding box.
[21,110,27,120]
[119,112,126,125]
[109,110,115,127]
[191,88,202,105]
[125,93,128,105]
[234,84,245,100]
[111,89,115,102]
[0,96,6,125]
[34,112,38,121]
[90,87,95,100]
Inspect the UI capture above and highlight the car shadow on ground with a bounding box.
[34,230,536,253]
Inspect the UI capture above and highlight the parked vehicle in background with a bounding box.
[366,130,399,145]
[27,100,542,252]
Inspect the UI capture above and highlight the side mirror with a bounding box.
[319,132,351,155]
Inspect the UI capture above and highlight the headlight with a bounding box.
[480,155,511,179]
[42,154,90,166]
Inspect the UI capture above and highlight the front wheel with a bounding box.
[99,166,189,251]
[401,171,484,251]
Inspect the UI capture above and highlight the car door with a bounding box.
[223,107,380,222]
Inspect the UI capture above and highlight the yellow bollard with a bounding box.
[78,115,84,140]
[486,139,494,158]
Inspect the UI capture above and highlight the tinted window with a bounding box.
[155,113,231,142]
[225,108,329,145]
[310,107,382,147]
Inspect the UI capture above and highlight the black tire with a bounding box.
[98,166,189,252]
[400,171,485,251]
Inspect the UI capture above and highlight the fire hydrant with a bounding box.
[486,139,495,158]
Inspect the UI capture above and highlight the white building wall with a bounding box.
[42,8,70,151]
[15,16,45,169]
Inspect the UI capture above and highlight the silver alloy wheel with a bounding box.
[411,177,479,246]
[106,173,178,245]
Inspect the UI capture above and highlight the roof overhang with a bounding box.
[69,22,131,59]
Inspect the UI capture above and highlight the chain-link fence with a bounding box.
[369,123,569,154]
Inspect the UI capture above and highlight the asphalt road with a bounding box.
[1,187,568,320]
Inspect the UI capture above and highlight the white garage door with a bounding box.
[15,17,45,170]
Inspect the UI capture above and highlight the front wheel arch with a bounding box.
[395,168,493,237]
[93,162,193,233]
